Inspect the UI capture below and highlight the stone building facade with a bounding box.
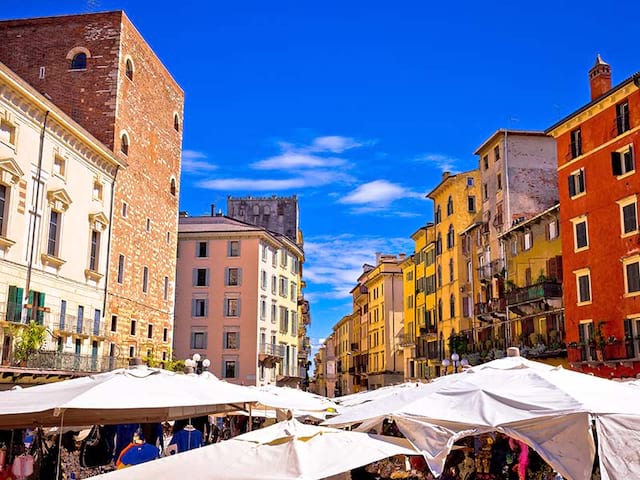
[0,11,184,364]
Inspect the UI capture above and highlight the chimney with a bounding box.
[210,204,215,216]
[589,54,611,101]
[442,171,451,181]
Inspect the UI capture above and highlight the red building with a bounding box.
[547,56,640,378]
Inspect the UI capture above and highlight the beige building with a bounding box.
[313,334,337,397]
[334,315,353,396]
[0,62,124,370]
[174,213,304,386]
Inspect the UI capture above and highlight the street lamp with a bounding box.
[441,352,469,375]
[185,353,209,375]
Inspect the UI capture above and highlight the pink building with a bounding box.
[175,213,304,386]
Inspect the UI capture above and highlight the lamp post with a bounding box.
[441,352,469,375]
[185,353,210,375]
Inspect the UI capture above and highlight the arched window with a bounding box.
[173,113,180,132]
[447,196,454,216]
[437,265,442,288]
[436,233,442,255]
[120,133,129,155]
[447,224,455,249]
[438,299,443,322]
[70,52,87,70]
[125,58,134,81]
[435,205,441,224]
[450,294,456,318]
[449,258,454,282]
[170,178,176,196]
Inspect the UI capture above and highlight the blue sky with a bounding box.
[5,1,640,350]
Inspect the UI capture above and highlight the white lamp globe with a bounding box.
[451,352,460,362]
[461,358,469,367]
[192,353,201,362]
[202,358,211,368]
[442,358,451,368]
[184,359,195,368]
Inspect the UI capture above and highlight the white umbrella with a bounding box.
[249,385,339,420]
[0,366,259,428]
[88,418,418,480]
[334,381,425,408]
[324,352,640,480]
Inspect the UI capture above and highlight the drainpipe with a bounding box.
[24,110,49,321]
[502,130,512,345]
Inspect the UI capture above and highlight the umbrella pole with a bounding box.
[55,411,64,480]
[248,404,252,432]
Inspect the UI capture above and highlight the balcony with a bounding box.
[416,340,440,360]
[477,259,505,282]
[350,342,359,352]
[24,351,128,373]
[259,342,285,367]
[397,333,416,347]
[474,298,506,316]
[51,317,106,338]
[506,281,563,306]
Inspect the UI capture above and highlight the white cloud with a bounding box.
[181,150,218,174]
[303,234,413,300]
[309,136,362,153]
[196,170,353,191]
[415,153,459,173]
[251,152,345,170]
[339,180,423,207]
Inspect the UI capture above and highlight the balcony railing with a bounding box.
[24,351,129,373]
[419,325,437,337]
[477,259,505,281]
[259,343,286,358]
[51,317,106,337]
[397,333,416,347]
[474,298,506,315]
[506,281,563,306]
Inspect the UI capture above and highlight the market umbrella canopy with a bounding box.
[249,384,340,420]
[324,351,640,480]
[0,366,260,428]
[88,418,418,480]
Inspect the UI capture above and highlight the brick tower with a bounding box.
[0,11,184,363]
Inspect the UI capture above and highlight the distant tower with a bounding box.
[227,195,300,244]
[589,54,612,100]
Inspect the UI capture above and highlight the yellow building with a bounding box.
[427,170,481,373]
[401,224,438,380]
[350,269,371,391]
[334,314,352,396]
[364,254,404,389]
[499,204,566,364]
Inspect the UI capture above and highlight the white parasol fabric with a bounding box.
[334,381,426,408]
[87,418,418,480]
[323,354,640,480]
[0,366,260,428]
[248,384,340,420]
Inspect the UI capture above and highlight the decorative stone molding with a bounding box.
[0,157,23,185]
[88,211,109,231]
[41,252,65,269]
[47,188,72,212]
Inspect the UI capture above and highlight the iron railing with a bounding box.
[259,343,286,357]
[24,351,129,373]
[506,281,563,306]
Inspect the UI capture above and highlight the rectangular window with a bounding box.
[192,299,207,317]
[271,275,277,295]
[145,218,151,232]
[548,220,559,240]
[194,268,208,287]
[483,183,488,201]
[523,231,533,251]
[466,176,474,187]
[576,271,592,304]
[494,145,500,161]
[573,218,589,250]
[129,346,135,358]
[271,248,277,267]
[191,331,207,349]
[224,360,237,378]
[497,173,502,190]
[279,277,288,296]
[0,119,16,146]
[620,198,639,235]
[612,145,635,176]
[625,260,640,295]
[271,303,277,324]
[110,315,117,332]
[467,195,476,213]
[89,230,100,271]
[279,306,289,333]
[197,241,208,258]
[92,180,103,201]
[228,240,240,257]
[224,331,239,349]
[147,324,153,339]
[483,155,489,170]
[570,128,582,158]
[226,267,241,286]
[290,282,297,301]
[225,298,240,317]
[0,184,7,235]
[261,270,267,290]
[48,210,60,256]
[260,299,267,319]
[616,101,630,135]
[117,254,125,284]
[142,266,149,293]
[261,244,268,262]
[163,276,169,301]
[122,202,128,218]
[130,320,136,336]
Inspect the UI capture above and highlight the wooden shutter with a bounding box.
[192,268,198,286]
[547,257,557,281]
[625,146,634,172]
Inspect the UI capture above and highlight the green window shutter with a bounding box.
[37,292,46,324]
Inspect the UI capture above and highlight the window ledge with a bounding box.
[577,300,592,307]
[574,246,589,253]
[0,235,16,250]
[570,192,586,200]
[41,253,66,269]
[616,171,636,181]
[623,291,640,299]
[84,269,104,282]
